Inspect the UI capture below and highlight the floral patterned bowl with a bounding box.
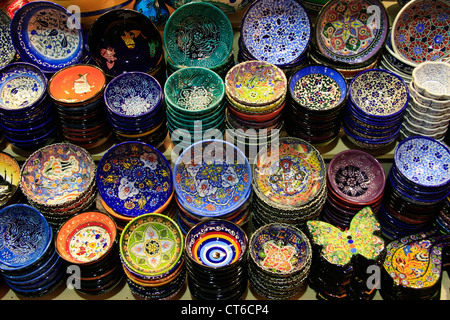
[412,62,450,101]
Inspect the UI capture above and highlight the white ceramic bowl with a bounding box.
[412,61,450,100]
[404,108,449,129]
[408,81,450,109]
[402,116,448,137]
[408,99,450,123]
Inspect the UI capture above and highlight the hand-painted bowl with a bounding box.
[163,2,233,69]
[0,152,20,208]
[408,81,450,110]
[10,1,85,74]
[88,9,163,77]
[0,9,16,68]
[412,62,450,101]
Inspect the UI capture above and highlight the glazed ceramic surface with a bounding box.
[249,223,312,274]
[97,142,173,217]
[104,72,162,117]
[20,143,96,206]
[0,62,47,111]
[10,1,85,73]
[120,213,184,276]
[164,2,233,68]
[0,152,20,208]
[161,0,255,13]
[412,62,450,100]
[0,9,16,68]
[315,0,388,64]
[253,137,326,209]
[349,69,409,117]
[307,207,385,265]
[240,0,311,66]
[173,140,251,217]
[56,211,117,264]
[391,0,450,65]
[394,136,450,188]
[225,61,287,106]
[0,204,50,268]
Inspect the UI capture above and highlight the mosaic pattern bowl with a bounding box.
[412,62,450,101]
[0,9,16,68]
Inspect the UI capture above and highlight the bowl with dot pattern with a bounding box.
[412,62,450,101]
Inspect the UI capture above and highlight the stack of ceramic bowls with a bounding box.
[248,223,312,300]
[55,211,123,296]
[307,207,385,300]
[310,0,388,81]
[322,150,385,230]
[401,62,450,141]
[19,143,97,228]
[10,1,86,76]
[0,204,65,298]
[119,213,185,300]
[88,9,164,80]
[48,64,112,150]
[173,140,252,235]
[163,2,234,78]
[251,137,327,230]
[436,196,450,234]
[185,219,248,300]
[378,136,450,240]
[165,67,226,152]
[0,9,16,69]
[238,0,311,76]
[0,62,57,151]
[381,229,448,300]
[343,69,409,150]
[0,152,21,209]
[224,61,286,161]
[104,72,167,147]
[285,65,348,147]
[96,142,174,232]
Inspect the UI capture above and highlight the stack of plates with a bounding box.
[224,61,287,161]
[119,213,185,300]
[164,67,226,152]
[163,2,234,78]
[238,0,311,76]
[0,62,57,151]
[185,219,248,300]
[55,211,123,296]
[307,207,386,300]
[343,69,409,150]
[0,204,65,298]
[285,65,348,147]
[104,72,167,147]
[173,140,252,235]
[19,143,97,228]
[401,62,450,141]
[379,136,450,240]
[322,150,385,230]
[248,223,312,300]
[381,229,449,300]
[48,64,111,150]
[0,152,21,209]
[251,137,327,230]
[96,142,174,232]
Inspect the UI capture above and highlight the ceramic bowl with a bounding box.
[408,81,450,109]
[402,116,448,136]
[10,1,85,74]
[349,69,409,119]
[383,29,415,75]
[400,124,446,142]
[88,9,163,77]
[0,9,16,68]
[408,96,450,119]
[314,0,389,65]
[161,0,255,13]
[391,0,450,66]
[240,0,311,66]
[164,2,233,69]
[412,62,450,101]
[404,109,449,130]
[164,67,225,115]
[0,152,20,208]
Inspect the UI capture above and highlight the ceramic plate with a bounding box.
[164,2,233,68]
[0,204,51,269]
[96,141,173,217]
[241,0,311,66]
[0,9,16,68]
[391,0,450,65]
[394,136,450,188]
[0,62,47,111]
[0,152,20,208]
[56,211,117,264]
[252,137,326,210]
[119,213,184,277]
[173,139,252,217]
[20,142,96,207]
[328,150,385,204]
[10,1,85,73]
[315,0,388,64]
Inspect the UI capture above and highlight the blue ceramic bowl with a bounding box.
[5,125,57,150]
[10,1,85,74]
[0,9,16,68]
[88,9,163,77]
